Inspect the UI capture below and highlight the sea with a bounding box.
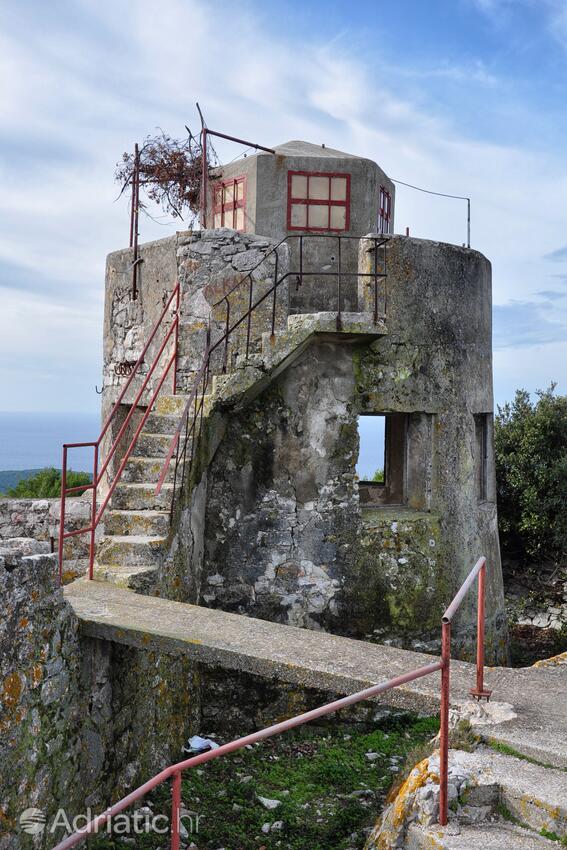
[0,411,101,474]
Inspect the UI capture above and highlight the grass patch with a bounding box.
[487,739,565,771]
[87,714,439,850]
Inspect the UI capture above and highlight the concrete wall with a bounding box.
[208,143,395,313]
[182,236,507,661]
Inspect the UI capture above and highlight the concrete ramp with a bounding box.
[65,579,567,768]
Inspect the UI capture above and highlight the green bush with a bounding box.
[372,468,384,483]
[6,467,92,498]
[495,386,567,566]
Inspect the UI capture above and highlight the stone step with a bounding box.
[111,483,174,512]
[92,562,159,593]
[132,433,174,458]
[144,413,180,435]
[122,456,179,485]
[407,821,557,850]
[104,510,170,538]
[96,534,167,567]
[156,394,188,415]
[448,748,567,837]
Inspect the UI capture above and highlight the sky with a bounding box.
[1,0,566,414]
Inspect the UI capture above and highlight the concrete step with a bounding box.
[111,483,174,512]
[104,510,170,538]
[144,412,180,435]
[92,562,159,592]
[96,534,167,567]
[122,456,178,485]
[407,821,557,849]
[132,432,174,458]
[449,747,567,837]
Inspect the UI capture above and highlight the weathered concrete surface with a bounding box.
[64,580,567,768]
[407,822,556,849]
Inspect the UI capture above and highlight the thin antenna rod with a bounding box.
[392,177,471,248]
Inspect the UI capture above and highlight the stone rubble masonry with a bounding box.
[0,541,197,849]
[0,497,93,578]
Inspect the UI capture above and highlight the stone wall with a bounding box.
[0,544,83,848]
[0,497,92,578]
[0,540,198,849]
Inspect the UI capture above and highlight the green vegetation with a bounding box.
[372,468,384,483]
[540,829,567,845]
[88,714,439,850]
[495,386,567,570]
[6,466,91,498]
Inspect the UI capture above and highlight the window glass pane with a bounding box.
[331,177,347,201]
[235,181,244,201]
[308,204,328,228]
[330,206,346,230]
[235,208,244,231]
[309,176,329,200]
[224,183,234,203]
[214,213,222,228]
[291,174,307,199]
[290,204,307,227]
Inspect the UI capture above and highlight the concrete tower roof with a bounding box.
[268,140,362,159]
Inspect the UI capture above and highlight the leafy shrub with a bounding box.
[495,386,567,567]
[6,467,92,498]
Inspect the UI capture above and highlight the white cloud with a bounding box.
[0,0,566,412]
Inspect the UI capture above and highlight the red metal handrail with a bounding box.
[58,284,180,581]
[51,556,492,848]
[155,233,389,507]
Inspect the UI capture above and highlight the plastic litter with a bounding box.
[183,735,220,755]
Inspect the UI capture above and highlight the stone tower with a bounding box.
[101,140,508,663]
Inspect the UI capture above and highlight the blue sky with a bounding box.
[0,0,566,413]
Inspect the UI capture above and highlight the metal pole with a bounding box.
[172,287,180,395]
[336,235,342,330]
[439,620,451,826]
[132,143,140,301]
[271,249,279,337]
[470,560,492,701]
[373,238,378,324]
[467,198,471,249]
[170,771,181,850]
[88,444,98,581]
[58,446,68,583]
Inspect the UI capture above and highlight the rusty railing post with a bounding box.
[270,248,279,338]
[170,770,181,850]
[470,558,492,701]
[132,143,140,301]
[172,285,180,395]
[373,238,379,324]
[439,619,451,826]
[58,446,68,583]
[336,235,342,330]
[88,444,98,581]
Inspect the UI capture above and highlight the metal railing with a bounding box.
[50,556,491,849]
[155,233,389,518]
[58,284,180,581]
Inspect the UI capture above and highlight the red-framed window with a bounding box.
[287,171,351,232]
[378,186,392,234]
[213,176,246,231]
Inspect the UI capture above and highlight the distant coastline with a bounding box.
[0,411,99,480]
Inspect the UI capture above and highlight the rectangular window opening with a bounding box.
[212,176,247,232]
[475,413,491,502]
[287,170,351,232]
[378,186,392,234]
[357,413,407,506]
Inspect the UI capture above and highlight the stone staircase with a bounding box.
[92,311,386,590]
[367,745,567,849]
